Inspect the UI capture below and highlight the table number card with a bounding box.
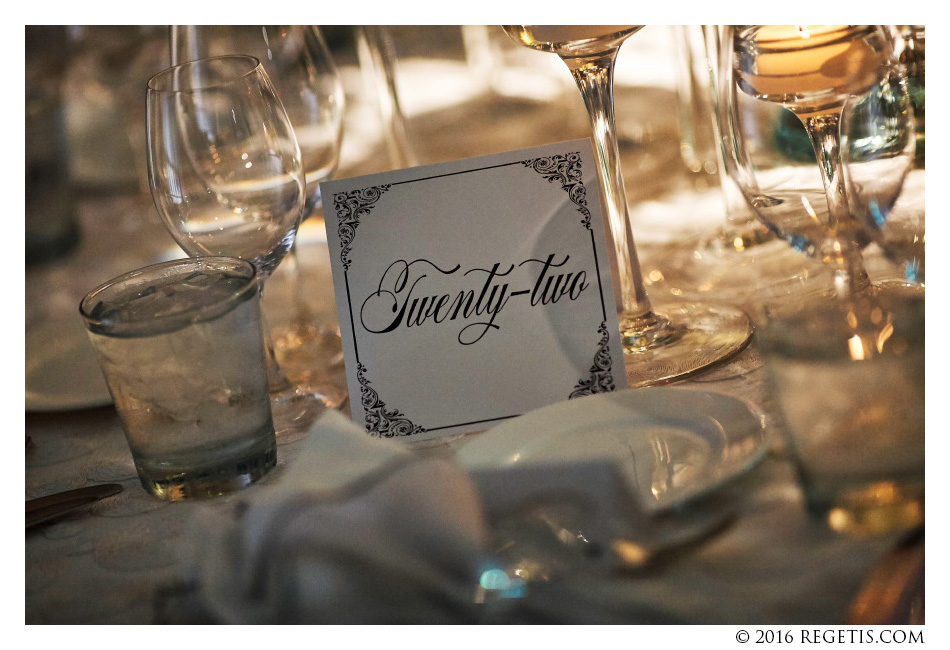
[321,139,627,442]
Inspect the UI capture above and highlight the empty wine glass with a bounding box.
[719,25,917,298]
[171,26,348,407]
[146,54,322,438]
[503,26,752,387]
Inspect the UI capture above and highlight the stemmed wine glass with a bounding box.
[503,26,753,387]
[719,25,917,299]
[720,27,922,534]
[841,53,923,284]
[146,54,322,437]
[170,26,348,408]
[638,26,832,310]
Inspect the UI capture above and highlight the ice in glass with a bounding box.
[80,257,276,500]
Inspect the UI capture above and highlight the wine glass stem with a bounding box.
[564,52,658,333]
[799,111,870,295]
[258,283,295,395]
[283,242,314,328]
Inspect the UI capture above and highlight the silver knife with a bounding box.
[26,483,123,529]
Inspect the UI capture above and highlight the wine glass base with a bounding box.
[751,276,925,327]
[272,322,349,409]
[622,302,753,388]
[871,279,925,299]
[270,386,326,445]
[640,231,833,313]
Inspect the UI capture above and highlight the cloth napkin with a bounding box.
[178,410,650,624]
[181,410,490,624]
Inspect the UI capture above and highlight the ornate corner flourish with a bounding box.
[521,152,593,230]
[333,184,424,436]
[569,321,616,398]
[332,185,391,270]
[357,363,426,438]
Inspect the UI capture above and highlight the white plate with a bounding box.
[26,317,112,412]
[24,195,183,413]
[456,387,769,513]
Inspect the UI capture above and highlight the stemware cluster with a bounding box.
[146,26,350,438]
[146,53,320,438]
[718,25,919,297]
[170,25,348,409]
[503,26,754,387]
[716,25,924,533]
[142,25,922,441]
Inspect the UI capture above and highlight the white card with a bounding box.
[321,139,627,441]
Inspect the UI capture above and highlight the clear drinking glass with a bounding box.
[80,257,277,500]
[718,25,917,298]
[146,54,322,438]
[757,292,924,536]
[170,26,349,407]
[503,26,752,387]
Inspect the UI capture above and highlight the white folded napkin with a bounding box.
[183,410,491,624]
[178,409,708,623]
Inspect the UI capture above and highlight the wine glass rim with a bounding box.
[147,54,264,93]
[737,25,879,49]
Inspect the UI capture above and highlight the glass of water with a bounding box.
[757,291,924,536]
[80,256,276,501]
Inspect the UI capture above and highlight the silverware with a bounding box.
[847,526,924,624]
[611,508,737,572]
[26,483,123,529]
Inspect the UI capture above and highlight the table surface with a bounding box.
[24,203,920,623]
[24,331,915,625]
[24,41,925,625]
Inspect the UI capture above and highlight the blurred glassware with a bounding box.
[171,26,348,408]
[638,25,830,310]
[26,25,80,265]
[895,26,924,169]
[503,26,752,387]
[63,26,167,194]
[146,54,322,439]
[719,25,917,299]
[841,38,923,284]
[613,26,689,207]
[838,25,924,285]
[355,25,418,169]
[681,26,771,239]
[757,292,924,537]
[380,26,587,167]
[673,25,722,189]
[462,25,572,103]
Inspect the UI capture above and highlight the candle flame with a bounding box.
[876,322,894,353]
[848,334,866,360]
